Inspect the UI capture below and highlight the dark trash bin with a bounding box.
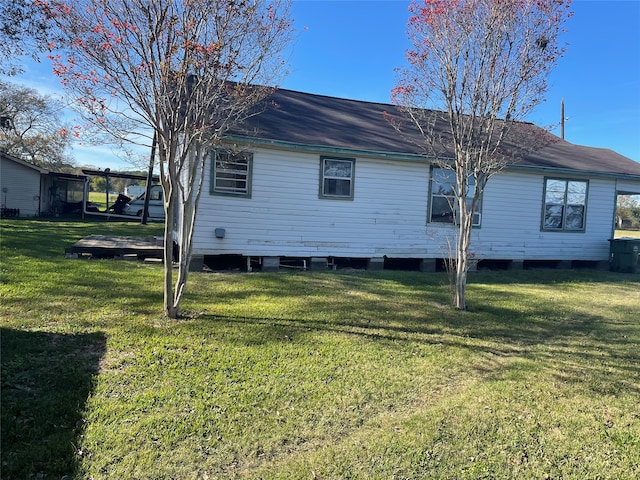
[609,238,640,273]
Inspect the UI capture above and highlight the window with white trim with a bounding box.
[429,168,481,226]
[211,150,252,197]
[542,178,587,231]
[320,156,355,199]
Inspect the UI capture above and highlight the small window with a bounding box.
[542,178,587,231]
[211,150,252,197]
[150,187,162,201]
[429,168,481,226]
[320,156,355,200]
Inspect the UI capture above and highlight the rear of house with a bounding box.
[185,89,640,271]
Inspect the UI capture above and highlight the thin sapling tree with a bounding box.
[392,0,572,310]
[37,0,294,318]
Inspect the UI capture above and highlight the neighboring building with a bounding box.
[180,88,640,271]
[0,151,87,217]
[0,152,46,217]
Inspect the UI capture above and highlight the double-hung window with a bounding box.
[542,178,587,231]
[429,168,481,226]
[211,150,252,197]
[320,156,355,200]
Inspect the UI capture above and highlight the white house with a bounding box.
[0,151,87,217]
[185,89,640,272]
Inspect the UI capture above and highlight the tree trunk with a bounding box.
[454,204,473,311]
[163,194,178,318]
[163,143,206,320]
[455,224,466,310]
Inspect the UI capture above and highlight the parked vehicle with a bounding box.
[123,185,165,220]
[125,185,145,198]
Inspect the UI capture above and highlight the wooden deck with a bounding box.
[65,235,164,260]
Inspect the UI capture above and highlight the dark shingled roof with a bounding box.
[229,88,640,179]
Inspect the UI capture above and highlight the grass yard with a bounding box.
[1,218,639,479]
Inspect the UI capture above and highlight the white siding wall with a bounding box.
[192,146,625,262]
[194,148,430,257]
[0,159,42,216]
[617,179,640,195]
[470,172,617,261]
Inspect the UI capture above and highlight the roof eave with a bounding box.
[506,163,640,181]
[222,134,640,181]
[1,151,48,173]
[48,172,88,181]
[223,134,443,162]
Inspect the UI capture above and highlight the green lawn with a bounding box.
[1,218,639,479]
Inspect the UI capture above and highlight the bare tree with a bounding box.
[0,80,74,170]
[39,0,293,318]
[392,0,571,310]
[617,195,640,230]
[0,0,52,75]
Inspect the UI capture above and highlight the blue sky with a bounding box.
[5,0,640,169]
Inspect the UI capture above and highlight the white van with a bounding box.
[123,185,165,220]
[125,185,145,198]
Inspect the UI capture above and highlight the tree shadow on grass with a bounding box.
[1,328,106,480]
[191,292,640,400]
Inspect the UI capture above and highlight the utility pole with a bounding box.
[561,98,565,140]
